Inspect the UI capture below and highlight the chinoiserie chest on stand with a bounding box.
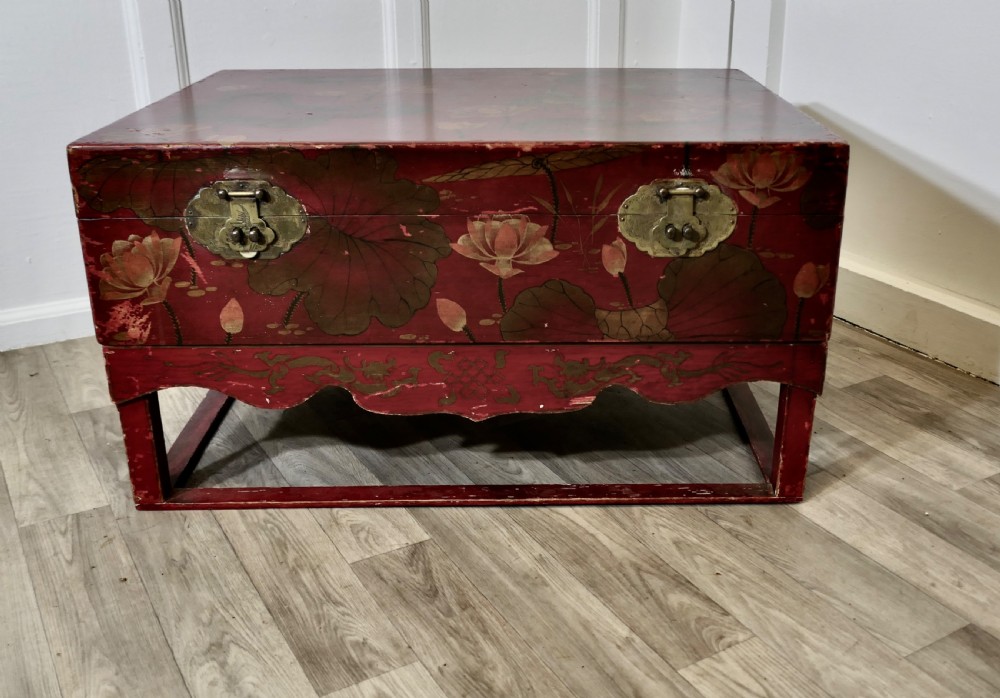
[68,68,848,509]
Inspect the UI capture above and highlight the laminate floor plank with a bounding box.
[20,506,189,698]
[157,386,209,447]
[799,472,1000,640]
[606,505,956,697]
[215,508,415,696]
[397,413,565,486]
[812,385,999,488]
[0,345,67,412]
[0,467,61,698]
[157,388,288,488]
[185,419,287,489]
[0,348,107,527]
[818,427,1000,573]
[750,378,997,492]
[702,505,965,655]
[959,474,1000,514]
[121,510,317,698]
[597,388,759,483]
[678,637,832,698]
[232,399,382,487]
[833,323,1000,419]
[325,662,448,698]
[823,344,885,389]
[353,540,576,698]
[312,506,430,564]
[907,625,1000,697]
[510,506,752,670]
[411,508,701,697]
[845,375,1000,464]
[42,336,112,414]
[306,393,475,487]
[71,406,139,521]
[503,389,754,485]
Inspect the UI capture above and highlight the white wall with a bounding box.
[3,1,999,381]
[778,1,1000,381]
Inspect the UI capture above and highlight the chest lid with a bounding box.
[70,68,842,148]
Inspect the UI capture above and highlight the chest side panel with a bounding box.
[72,143,846,348]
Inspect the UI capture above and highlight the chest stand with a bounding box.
[109,343,825,509]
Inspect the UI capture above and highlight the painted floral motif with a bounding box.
[601,237,634,306]
[500,280,601,342]
[98,232,180,305]
[219,298,244,345]
[452,215,557,279]
[657,245,786,340]
[792,262,831,338]
[601,239,627,276]
[596,301,671,341]
[712,148,811,209]
[436,298,475,342]
[793,263,830,299]
[248,151,451,336]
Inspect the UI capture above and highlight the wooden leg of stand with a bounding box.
[167,391,234,487]
[769,384,818,500]
[723,383,818,501]
[117,393,170,506]
[722,384,774,483]
[117,390,233,507]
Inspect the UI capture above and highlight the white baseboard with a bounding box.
[0,296,94,351]
[835,253,1000,383]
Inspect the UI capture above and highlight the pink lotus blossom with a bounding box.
[712,149,811,209]
[452,215,557,279]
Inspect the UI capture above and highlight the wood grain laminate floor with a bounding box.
[2,321,999,697]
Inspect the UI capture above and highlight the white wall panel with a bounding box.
[182,0,389,80]
[429,0,591,67]
[676,0,732,69]
[622,0,682,68]
[728,0,775,85]
[780,1,1000,312]
[0,0,145,345]
[133,0,189,100]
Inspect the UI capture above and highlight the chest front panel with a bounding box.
[72,143,845,348]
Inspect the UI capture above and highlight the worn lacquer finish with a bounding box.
[68,69,848,507]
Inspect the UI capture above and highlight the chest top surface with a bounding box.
[72,68,841,147]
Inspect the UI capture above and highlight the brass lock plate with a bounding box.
[185,180,308,260]
[617,178,737,257]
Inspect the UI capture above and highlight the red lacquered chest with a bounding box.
[68,68,848,508]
